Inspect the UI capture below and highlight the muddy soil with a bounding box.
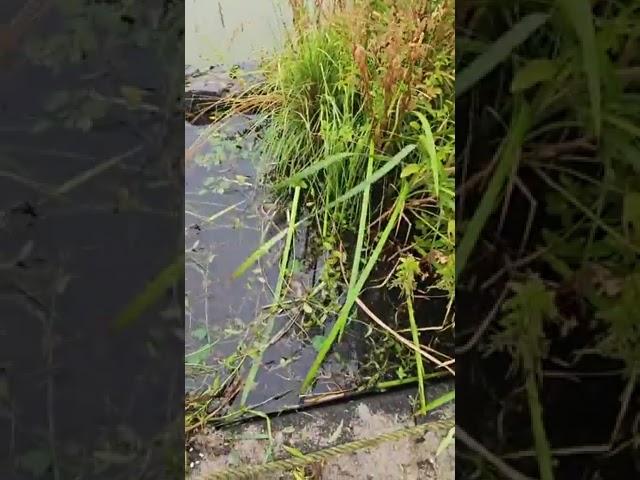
[188,382,455,480]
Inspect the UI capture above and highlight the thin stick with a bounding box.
[610,371,637,445]
[355,297,455,375]
[456,426,537,480]
[456,289,508,354]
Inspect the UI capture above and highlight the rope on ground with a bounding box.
[199,417,454,480]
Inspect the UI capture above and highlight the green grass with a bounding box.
[185,3,455,445]
[394,254,428,414]
[232,0,455,407]
[456,99,531,276]
[457,0,640,478]
[239,185,302,406]
[301,182,409,393]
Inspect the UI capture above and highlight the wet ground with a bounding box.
[188,381,455,479]
[185,0,363,412]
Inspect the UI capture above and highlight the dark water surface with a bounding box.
[183,0,363,412]
[184,117,365,411]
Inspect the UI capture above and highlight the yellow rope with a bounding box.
[199,417,454,480]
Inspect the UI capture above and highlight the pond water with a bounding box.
[184,0,360,414]
[184,116,365,411]
[186,0,291,70]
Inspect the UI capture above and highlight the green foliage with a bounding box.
[488,278,557,480]
[489,279,558,374]
[458,0,640,477]
[260,0,454,227]
[232,0,455,400]
[393,253,428,413]
[596,272,640,374]
[392,255,422,299]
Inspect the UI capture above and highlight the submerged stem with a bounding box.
[407,294,427,414]
[524,358,554,480]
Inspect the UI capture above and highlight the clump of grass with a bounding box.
[241,0,456,396]
[204,0,455,417]
[486,278,558,480]
[392,254,428,414]
[262,0,454,223]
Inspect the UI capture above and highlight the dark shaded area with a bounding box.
[456,2,639,479]
[0,1,184,478]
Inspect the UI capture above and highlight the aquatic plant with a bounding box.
[250,0,456,399]
[457,0,640,477]
[189,1,455,436]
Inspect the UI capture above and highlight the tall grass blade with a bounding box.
[456,14,550,97]
[426,389,455,412]
[326,144,416,207]
[557,0,601,137]
[273,186,302,302]
[415,111,439,198]
[525,368,554,480]
[233,145,415,279]
[56,145,142,196]
[231,224,297,279]
[408,294,427,414]
[456,101,531,276]
[276,152,358,188]
[535,167,640,253]
[240,186,302,406]
[339,141,374,339]
[113,253,183,330]
[301,184,409,393]
[604,113,640,138]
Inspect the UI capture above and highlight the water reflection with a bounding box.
[185,0,291,69]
